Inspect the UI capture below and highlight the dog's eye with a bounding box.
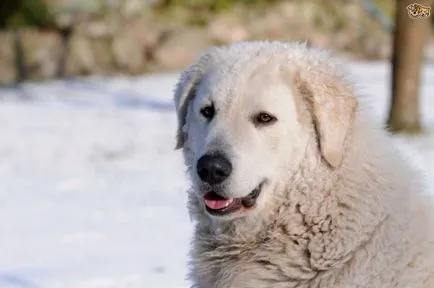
[200,105,215,120]
[254,112,277,125]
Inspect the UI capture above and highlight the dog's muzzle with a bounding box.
[203,181,266,216]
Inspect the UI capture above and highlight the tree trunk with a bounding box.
[387,0,431,133]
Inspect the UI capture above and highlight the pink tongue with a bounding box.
[204,192,234,210]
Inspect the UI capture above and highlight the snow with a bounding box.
[0,62,433,288]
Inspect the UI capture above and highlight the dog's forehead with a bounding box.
[197,68,234,97]
[196,61,287,105]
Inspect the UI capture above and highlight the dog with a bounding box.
[173,41,434,287]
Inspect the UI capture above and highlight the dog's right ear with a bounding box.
[174,68,205,150]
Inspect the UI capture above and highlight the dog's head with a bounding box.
[174,42,357,221]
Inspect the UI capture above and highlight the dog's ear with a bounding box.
[291,68,358,168]
[173,67,205,150]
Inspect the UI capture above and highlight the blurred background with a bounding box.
[0,0,433,82]
[0,0,433,288]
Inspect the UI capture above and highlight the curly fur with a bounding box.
[174,41,434,288]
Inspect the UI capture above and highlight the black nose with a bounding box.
[196,154,232,185]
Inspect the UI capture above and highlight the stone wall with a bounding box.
[0,0,422,84]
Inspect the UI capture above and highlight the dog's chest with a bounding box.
[192,236,319,288]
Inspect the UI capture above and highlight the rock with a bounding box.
[300,2,317,25]
[68,35,115,75]
[126,17,164,58]
[309,33,331,49]
[119,0,158,17]
[55,13,75,30]
[21,29,62,80]
[153,28,211,71]
[334,31,353,51]
[0,31,16,84]
[112,16,169,73]
[279,1,298,19]
[208,15,249,44]
[246,5,289,40]
[91,38,115,74]
[112,33,145,73]
[363,36,391,60]
[81,20,117,38]
[66,34,96,75]
[345,2,362,22]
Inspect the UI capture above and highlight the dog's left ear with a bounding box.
[291,67,358,168]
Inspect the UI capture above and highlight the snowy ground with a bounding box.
[0,62,433,288]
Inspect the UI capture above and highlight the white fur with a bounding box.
[174,41,434,288]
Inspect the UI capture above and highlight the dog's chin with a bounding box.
[201,180,267,219]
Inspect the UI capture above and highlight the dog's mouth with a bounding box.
[203,182,265,216]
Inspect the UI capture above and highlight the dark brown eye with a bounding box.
[255,112,276,125]
[200,105,215,120]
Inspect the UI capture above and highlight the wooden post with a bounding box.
[387,0,431,133]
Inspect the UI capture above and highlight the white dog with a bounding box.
[174,41,434,288]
